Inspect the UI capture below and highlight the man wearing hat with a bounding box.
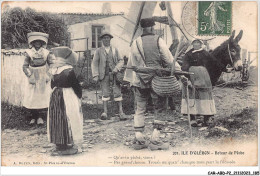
[181,39,217,127]
[22,32,52,125]
[124,18,184,150]
[91,31,126,120]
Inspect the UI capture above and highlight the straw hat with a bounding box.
[50,47,78,66]
[27,32,49,45]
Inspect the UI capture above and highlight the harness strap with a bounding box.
[227,43,233,64]
[136,40,146,65]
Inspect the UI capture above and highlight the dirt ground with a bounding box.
[1,84,258,166]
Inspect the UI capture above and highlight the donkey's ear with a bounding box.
[229,30,235,41]
[235,30,243,43]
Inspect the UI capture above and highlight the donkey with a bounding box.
[209,30,243,85]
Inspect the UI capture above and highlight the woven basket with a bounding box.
[152,76,181,97]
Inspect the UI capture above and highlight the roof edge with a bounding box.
[59,12,124,16]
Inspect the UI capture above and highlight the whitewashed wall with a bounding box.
[69,22,88,52]
[2,52,28,106]
[68,15,131,57]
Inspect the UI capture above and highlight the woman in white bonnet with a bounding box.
[22,32,52,125]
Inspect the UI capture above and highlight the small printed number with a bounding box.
[200,22,208,31]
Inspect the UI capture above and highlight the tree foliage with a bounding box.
[2,7,69,48]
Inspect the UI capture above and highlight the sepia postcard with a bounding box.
[1,1,259,175]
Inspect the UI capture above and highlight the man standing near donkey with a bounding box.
[124,18,187,150]
[91,31,127,121]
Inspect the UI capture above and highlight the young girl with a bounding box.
[23,32,51,125]
[47,46,83,155]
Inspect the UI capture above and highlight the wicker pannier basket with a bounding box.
[152,76,181,97]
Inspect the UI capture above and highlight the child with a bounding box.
[47,46,83,155]
[23,32,51,125]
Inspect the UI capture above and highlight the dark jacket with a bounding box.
[51,68,82,99]
[181,49,225,85]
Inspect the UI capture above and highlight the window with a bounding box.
[92,26,103,49]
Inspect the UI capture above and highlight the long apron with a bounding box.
[23,65,51,109]
[181,66,216,115]
[47,87,83,146]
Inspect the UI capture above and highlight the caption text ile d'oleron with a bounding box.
[109,151,245,166]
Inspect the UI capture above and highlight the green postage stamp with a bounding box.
[198,1,232,35]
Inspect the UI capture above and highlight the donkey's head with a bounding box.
[227,30,243,71]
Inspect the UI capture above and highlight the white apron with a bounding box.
[23,65,51,109]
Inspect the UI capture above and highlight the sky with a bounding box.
[2,1,258,62]
[2,1,129,13]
